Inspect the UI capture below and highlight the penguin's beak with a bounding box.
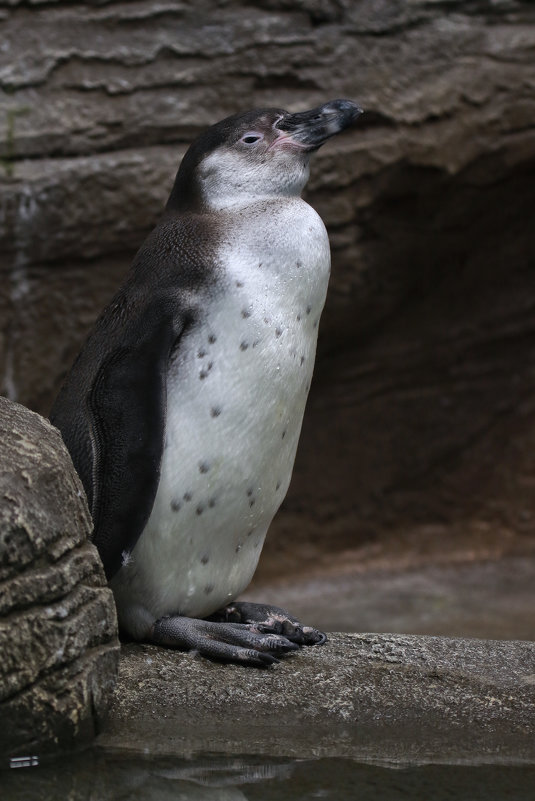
[273,99,363,151]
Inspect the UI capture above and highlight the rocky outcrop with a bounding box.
[101,633,535,764]
[0,396,119,759]
[1,1,535,573]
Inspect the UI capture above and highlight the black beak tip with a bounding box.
[275,99,364,145]
[330,98,364,122]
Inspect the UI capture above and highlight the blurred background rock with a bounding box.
[1,0,534,604]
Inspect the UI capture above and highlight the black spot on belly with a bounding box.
[208,334,217,344]
[296,260,302,269]
[210,405,222,417]
[170,499,181,512]
[205,584,214,595]
[196,504,205,515]
[275,327,282,338]
[183,491,193,502]
[300,356,305,365]
[208,497,216,508]
[199,361,213,380]
[306,305,311,315]
[297,314,301,322]
[241,308,251,319]
[247,529,254,537]
[240,341,249,351]
[247,487,254,497]
[201,554,209,565]
[276,480,281,491]
[236,280,244,287]
[198,348,207,358]
[282,429,286,439]
[199,461,210,474]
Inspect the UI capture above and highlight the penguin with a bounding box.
[50,99,362,666]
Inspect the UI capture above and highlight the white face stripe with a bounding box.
[198,144,311,210]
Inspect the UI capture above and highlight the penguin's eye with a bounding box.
[239,132,264,145]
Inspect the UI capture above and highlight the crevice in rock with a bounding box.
[1,641,119,708]
[0,541,104,616]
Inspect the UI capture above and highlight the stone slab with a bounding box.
[100,633,535,764]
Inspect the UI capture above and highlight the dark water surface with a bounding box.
[3,750,535,801]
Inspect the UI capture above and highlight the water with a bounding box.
[3,750,535,801]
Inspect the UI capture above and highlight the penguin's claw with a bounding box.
[301,627,327,646]
[150,615,297,667]
[208,601,328,647]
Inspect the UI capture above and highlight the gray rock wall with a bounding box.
[1,1,535,573]
[0,397,119,759]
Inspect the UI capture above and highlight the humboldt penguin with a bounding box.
[51,99,362,666]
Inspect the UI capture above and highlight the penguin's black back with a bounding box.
[50,212,222,579]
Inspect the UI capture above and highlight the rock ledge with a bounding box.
[101,632,535,764]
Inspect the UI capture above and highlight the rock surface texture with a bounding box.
[0,397,119,761]
[1,1,535,573]
[102,633,535,764]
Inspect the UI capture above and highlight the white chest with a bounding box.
[113,198,330,623]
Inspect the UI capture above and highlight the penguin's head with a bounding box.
[167,99,362,212]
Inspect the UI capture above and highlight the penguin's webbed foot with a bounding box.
[151,615,299,667]
[207,601,327,647]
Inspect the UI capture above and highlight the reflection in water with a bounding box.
[156,758,294,787]
[2,752,293,801]
[9,756,39,769]
[2,751,535,801]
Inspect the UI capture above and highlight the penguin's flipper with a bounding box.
[207,601,327,646]
[152,615,299,666]
[86,304,184,581]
